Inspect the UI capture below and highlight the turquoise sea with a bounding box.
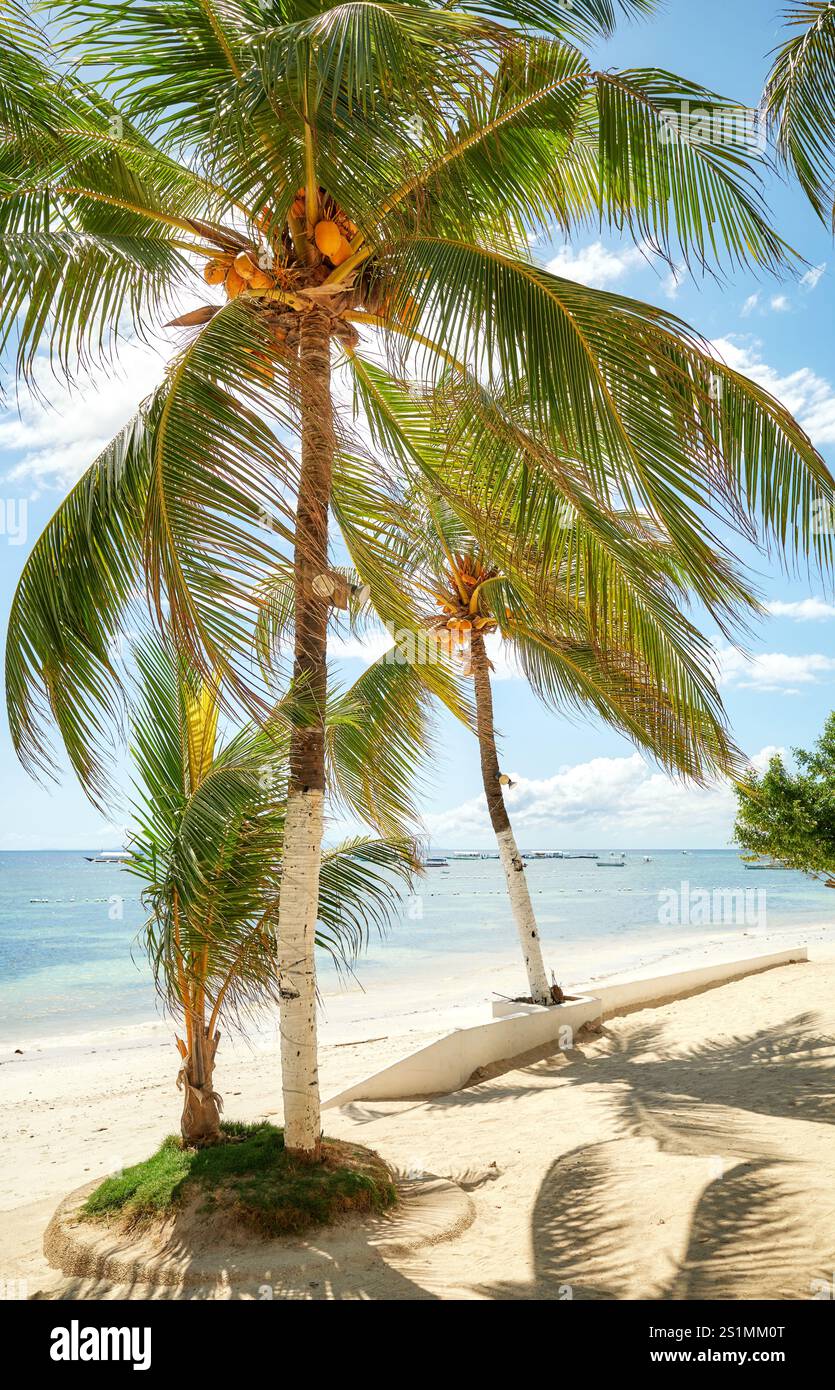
[1,848,833,1044]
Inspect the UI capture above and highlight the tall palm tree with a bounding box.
[126,635,416,1145]
[765,3,835,226]
[4,0,835,1158]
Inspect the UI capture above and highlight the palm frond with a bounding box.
[765,2,835,224]
[5,396,158,801]
[372,240,835,572]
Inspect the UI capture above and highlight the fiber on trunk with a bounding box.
[177,1027,222,1146]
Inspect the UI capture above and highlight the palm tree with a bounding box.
[358,453,750,1002]
[765,3,835,226]
[126,635,416,1145]
[4,1,835,1158]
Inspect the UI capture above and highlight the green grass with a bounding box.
[82,1122,398,1237]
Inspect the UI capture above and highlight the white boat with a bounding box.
[423,857,449,868]
[451,851,483,860]
[596,853,626,867]
[742,858,793,870]
[85,850,132,863]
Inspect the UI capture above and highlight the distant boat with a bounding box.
[524,850,564,860]
[423,857,449,868]
[596,853,625,868]
[742,857,793,871]
[643,856,653,862]
[564,852,598,860]
[85,850,131,863]
[451,851,483,860]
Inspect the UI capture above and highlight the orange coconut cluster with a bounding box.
[291,188,358,267]
[428,562,500,674]
[203,248,277,299]
[195,188,420,347]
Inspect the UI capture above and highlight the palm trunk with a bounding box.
[276,308,334,1162]
[177,1024,222,1146]
[470,631,552,1006]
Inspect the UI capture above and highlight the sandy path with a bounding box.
[2,954,834,1300]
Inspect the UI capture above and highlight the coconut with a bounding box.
[234,251,258,281]
[225,267,246,299]
[203,259,227,285]
[314,220,343,258]
[249,268,274,290]
[329,235,353,266]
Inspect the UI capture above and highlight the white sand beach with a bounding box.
[2,936,835,1300]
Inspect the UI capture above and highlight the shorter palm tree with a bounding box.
[125,636,416,1146]
[386,481,744,1005]
[424,551,553,1003]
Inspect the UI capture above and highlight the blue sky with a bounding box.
[2,0,835,851]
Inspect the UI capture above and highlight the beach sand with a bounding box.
[2,940,835,1300]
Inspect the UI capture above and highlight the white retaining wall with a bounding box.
[322,947,807,1108]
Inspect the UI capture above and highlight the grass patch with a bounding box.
[82,1121,398,1237]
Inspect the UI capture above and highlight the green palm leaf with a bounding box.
[765,2,835,225]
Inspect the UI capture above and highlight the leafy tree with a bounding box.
[126,635,416,1145]
[734,715,835,884]
[4,0,835,1159]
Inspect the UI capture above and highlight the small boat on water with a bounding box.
[85,850,131,864]
[596,853,626,867]
[423,857,449,868]
[451,851,484,860]
[742,857,793,870]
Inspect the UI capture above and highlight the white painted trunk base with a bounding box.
[496,826,551,1004]
[277,788,325,1155]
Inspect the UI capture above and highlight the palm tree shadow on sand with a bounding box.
[472,1011,835,1299]
[478,1143,834,1300]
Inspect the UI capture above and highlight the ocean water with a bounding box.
[1,848,833,1044]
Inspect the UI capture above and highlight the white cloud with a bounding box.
[330,626,522,678]
[713,640,835,692]
[711,336,835,447]
[330,629,396,664]
[0,339,166,494]
[660,261,686,300]
[546,239,683,301]
[546,240,648,290]
[742,266,824,320]
[767,597,835,622]
[424,746,784,849]
[801,262,826,291]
